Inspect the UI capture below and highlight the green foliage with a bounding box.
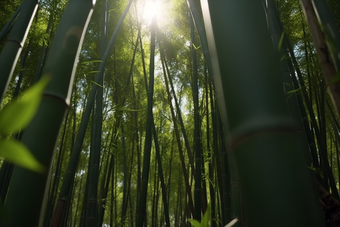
[188,204,239,227]
[188,219,202,227]
[277,31,285,52]
[0,76,50,134]
[286,87,302,94]
[0,140,45,173]
[91,80,104,87]
[80,60,103,65]
[188,204,210,227]
[308,166,324,178]
[192,43,201,50]
[0,76,50,173]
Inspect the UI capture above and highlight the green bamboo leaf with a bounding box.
[201,204,211,227]
[0,140,46,174]
[307,166,324,178]
[91,80,103,87]
[87,71,101,74]
[192,43,201,50]
[0,76,50,134]
[80,60,103,65]
[188,219,201,227]
[286,87,302,94]
[278,31,285,52]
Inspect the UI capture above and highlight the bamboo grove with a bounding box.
[0,0,339,226]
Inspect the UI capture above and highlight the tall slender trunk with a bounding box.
[33,12,53,83]
[0,41,31,205]
[190,13,202,221]
[135,7,156,226]
[152,120,170,227]
[0,0,39,103]
[310,0,340,71]
[0,3,21,42]
[51,3,132,225]
[44,112,69,226]
[4,1,95,226]
[201,1,326,226]
[205,67,216,227]
[266,0,327,201]
[85,0,107,224]
[164,57,195,177]
[160,48,195,217]
[121,124,129,224]
[300,0,340,119]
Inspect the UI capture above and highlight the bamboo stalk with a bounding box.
[3,0,95,226]
[310,0,340,71]
[0,0,39,103]
[135,5,156,226]
[51,2,132,225]
[300,0,340,120]
[201,1,326,226]
[0,3,21,43]
[190,13,202,221]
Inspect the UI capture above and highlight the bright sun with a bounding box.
[138,0,168,27]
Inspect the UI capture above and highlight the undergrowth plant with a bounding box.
[0,76,50,173]
[188,204,238,227]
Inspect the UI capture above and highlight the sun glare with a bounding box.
[138,0,168,27]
